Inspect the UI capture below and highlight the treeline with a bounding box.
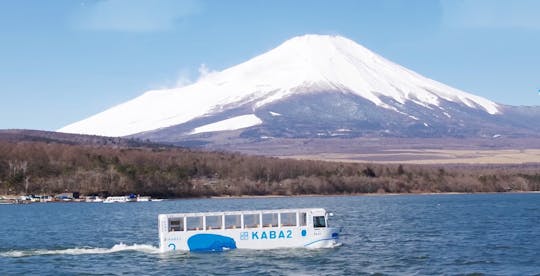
[1,140,539,197]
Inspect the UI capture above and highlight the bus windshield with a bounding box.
[313,216,326,228]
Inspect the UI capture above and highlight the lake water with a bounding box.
[1,193,539,275]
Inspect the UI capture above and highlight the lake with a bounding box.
[1,193,539,275]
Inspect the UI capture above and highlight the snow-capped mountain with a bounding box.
[59,34,538,142]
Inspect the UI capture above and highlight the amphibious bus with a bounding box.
[158,208,339,252]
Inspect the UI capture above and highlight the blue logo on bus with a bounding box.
[241,230,293,240]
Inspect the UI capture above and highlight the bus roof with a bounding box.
[159,208,327,218]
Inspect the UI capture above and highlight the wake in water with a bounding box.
[0,243,160,258]
[329,242,343,248]
[1,242,343,258]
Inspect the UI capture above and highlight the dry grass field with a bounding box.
[279,149,540,164]
[220,137,540,164]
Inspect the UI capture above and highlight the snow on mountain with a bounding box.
[59,34,500,137]
[190,114,262,135]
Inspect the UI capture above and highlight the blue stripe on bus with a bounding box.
[303,237,337,247]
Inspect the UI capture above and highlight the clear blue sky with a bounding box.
[1,0,539,131]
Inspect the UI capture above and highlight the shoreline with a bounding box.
[2,191,539,204]
[209,190,540,199]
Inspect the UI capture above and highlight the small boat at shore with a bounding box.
[85,196,104,203]
[103,195,157,203]
[0,197,15,204]
[103,196,129,203]
[136,196,151,202]
[158,208,340,252]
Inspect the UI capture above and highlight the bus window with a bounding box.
[280,212,296,227]
[243,213,260,228]
[313,216,326,228]
[186,216,203,231]
[169,218,184,232]
[299,212,307,226]
[205,215,222,230]
[262,213,278,228]
[225,214,241,229]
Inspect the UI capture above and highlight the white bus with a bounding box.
[158,208,340,252]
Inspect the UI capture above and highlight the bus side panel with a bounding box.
[158,215,168,251]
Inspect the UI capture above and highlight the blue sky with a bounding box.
[1,0,539,131]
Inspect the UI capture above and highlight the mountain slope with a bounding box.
[0,129,163,148]
[59,34,502,138]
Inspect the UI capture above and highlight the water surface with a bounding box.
[1,193,539,275]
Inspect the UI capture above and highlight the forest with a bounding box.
[1,140,539,198]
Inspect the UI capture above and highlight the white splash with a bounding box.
[0,243,160,258]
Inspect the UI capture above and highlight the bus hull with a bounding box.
[160,227,339,252]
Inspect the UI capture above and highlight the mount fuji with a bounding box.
[59,34,539,145]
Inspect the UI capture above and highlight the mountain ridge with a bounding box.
[59,34,505,138]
